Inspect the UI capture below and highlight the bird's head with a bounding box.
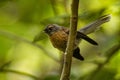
[44,24,60,35]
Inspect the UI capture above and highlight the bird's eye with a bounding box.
[48,27,53,31]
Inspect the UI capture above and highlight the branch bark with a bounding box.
[60,0,79,80]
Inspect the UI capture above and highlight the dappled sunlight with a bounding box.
[0,0,119,80]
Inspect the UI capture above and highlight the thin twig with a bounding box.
[60,0,79,80]
[0,68,40,80]
[0,61,12,69]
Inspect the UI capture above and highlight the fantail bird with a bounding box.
[44,24,98,61]
[33,15,110,61]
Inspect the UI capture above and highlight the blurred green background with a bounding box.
[0,0,120,80]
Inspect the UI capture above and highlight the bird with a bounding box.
[44,24,98,61]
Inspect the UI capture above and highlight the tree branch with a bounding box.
[0,61,40,80]
[60,0,79,80]
[0,68,39,80]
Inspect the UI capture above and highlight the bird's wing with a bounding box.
[62,27,69,34]
[62,27,98,45]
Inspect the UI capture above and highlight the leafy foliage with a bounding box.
[0,0,120,80]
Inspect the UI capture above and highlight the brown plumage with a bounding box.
[44,24,98,61]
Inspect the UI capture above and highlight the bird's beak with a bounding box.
[44,27,50,35]
[44,28,47,33]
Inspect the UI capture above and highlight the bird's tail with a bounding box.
[76,31,98,45]
[79,15,111,34]
[73,47,84,61]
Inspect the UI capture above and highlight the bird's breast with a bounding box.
[50,30,68,52]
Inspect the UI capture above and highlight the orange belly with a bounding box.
[50,30,68,52]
